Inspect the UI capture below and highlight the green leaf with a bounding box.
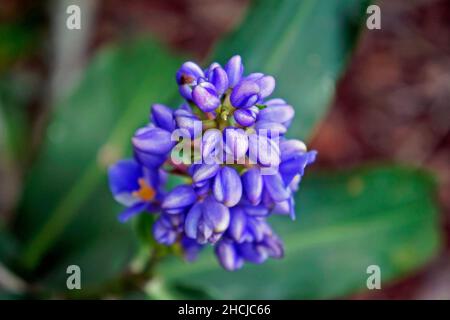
[16,38,183,276]
[0,72,34,165]
[0,23,39,71]
[214,0,369,138]
[0,222,18,266]
[0,223,23,298]
[134,214,157,247]
[159,166,441,299]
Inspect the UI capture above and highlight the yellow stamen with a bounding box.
[132,178,155,201]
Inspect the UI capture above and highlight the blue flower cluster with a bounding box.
[108,55,316,270]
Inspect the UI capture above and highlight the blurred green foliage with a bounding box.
[0,0,442,299]
[16,40,183,282]
[160,166,440,299]
[215,0,368,138]
[0,23,38,72]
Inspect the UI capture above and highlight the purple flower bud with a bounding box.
[194,179,211,197]
[279,139,307,162]
[279,150,317,185]
[184,203,202,240]
[261,188,275,209]
[265,98,285,105]
[181,236,203,262]
[192,163,220,186]
[134,149,166,169]
[215,240,243,271]
[205,62,220,78]
[192,82,221,112]
[263,172,291,202]
[242,204,269,216]
[179,102,193,112]
[185,197,230,244]
[132,126,174,155]
[248,133,280,168]
[209,66,229,96]
[257,75,275,99]
[150,104,175,132]
[176,62,205,100]
[258,99,294,126]
[153,213,184,245]
[279,156,303,186]
[161,185,197,214]
[238,241,267,264]
[248,105,260,114]
[224,127,249,160]
[174,109,201,138]
[187,164,198,176]
[196,220,214,244]
[179,85,193,101]
[245,217,270,242]
[244,73,275,100]
[213,166,243,207]
[244,73,264,81]
[202,129,223,163]
[263,233,284,259]
[271,197,295,220]
[238,231,283,264]
[288,174,301,192]
[230,80,260,108]
[242,168,263,205]
[203,197,230,233]
[228,207,247,243]
[234,108,256,127]
[224,55,244,88]
[176,62,204,85]
[255,120,287,135]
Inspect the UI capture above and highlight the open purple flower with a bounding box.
[108,159,164,222]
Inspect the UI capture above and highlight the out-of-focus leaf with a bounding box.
[0,225,24,299]
[0,23,39,71]
[0,290,26,300]
[0,222,18,265]
[0,72,35,162]
[16,39,183,282]
[214,0,369,138]
[0,81,24,223]
[134,213,158,248]
[146,280,212,300]
[159,166,441,299]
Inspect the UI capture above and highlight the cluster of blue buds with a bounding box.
[108,55,316,271]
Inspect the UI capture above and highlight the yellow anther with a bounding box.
[132,178,155,201]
